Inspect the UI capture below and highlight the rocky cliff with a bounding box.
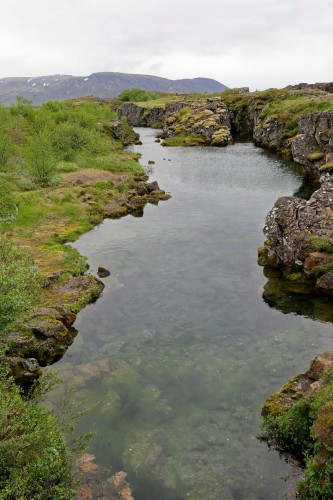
[259,110,333,291]
[119,101,187,127]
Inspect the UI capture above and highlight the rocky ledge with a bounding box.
[262,351,333,418]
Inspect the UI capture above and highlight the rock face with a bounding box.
[291,110,333,179]
[258,110,333,293]
[261,180,333,291]
[119,101,187,127]
[105,119,140,145]
[160,98,233,146]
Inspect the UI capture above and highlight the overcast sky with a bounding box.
[1,0,332,90]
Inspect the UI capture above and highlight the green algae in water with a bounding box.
[50,130,333,499]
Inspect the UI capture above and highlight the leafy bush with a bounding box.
[52,122,103,161]
[0,130,14,169]
[0,355,90,499]
[0,181,17,222]
[0,236,41,330]
[119,88,158,102]
[25,131,58,186]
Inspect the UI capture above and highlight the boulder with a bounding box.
[97,266,111,278]
[308,351,333,381]
[9,357,42,385]
[263,182,333,277]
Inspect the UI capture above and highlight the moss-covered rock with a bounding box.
[260,352,333,498]
[160,98,233,147]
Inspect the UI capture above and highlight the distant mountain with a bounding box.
[0,72,228,106]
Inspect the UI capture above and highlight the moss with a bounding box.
[162,134,206,147]
[286,272,303,281]
[319,161,333,172]
[261,377,299,417]
[307,151,325,162]
[310,236,333,253]
[257,246,268,266]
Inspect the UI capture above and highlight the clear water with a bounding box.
[50,129,333,499]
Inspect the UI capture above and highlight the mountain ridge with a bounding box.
[0,72,228,106]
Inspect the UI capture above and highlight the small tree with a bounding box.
[25,130,57,186]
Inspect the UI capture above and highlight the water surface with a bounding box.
[51,129,333,499]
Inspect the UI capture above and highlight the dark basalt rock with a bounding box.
[97,266,111,278]
[291,110,333,179]
[9,357,42,385]
[261,181,333,290]
[146,180,160,193]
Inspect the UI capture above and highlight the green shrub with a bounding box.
[259,399,313,457]
[0,236,41,330]
[119,88,158,102]
[25,131,58,187]
[0,130,15,169]
[0,356,92,499]
[52,122,103,162]
[0,181,17,222]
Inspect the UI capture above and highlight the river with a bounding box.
[50,128,333,499]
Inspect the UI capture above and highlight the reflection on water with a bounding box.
[50,129,333,499]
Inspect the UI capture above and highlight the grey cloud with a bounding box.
[1,0,332,89]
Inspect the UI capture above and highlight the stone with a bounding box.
[98,266,111,278]
[136,182,149,196]
[304,252,331,272]
[9,357,42,384]
[30,307,77,326]
[316,272,333,294]
[291,111,333,179]
[262,182,333,286]
[308,352,333,381]
[146,180,160,192]
[27,318,69,340]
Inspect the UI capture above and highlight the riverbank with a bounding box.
[0,99,171,497]
[0,99,170,381]
[4,168,169,381]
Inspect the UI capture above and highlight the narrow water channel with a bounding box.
[51,129,333,499]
